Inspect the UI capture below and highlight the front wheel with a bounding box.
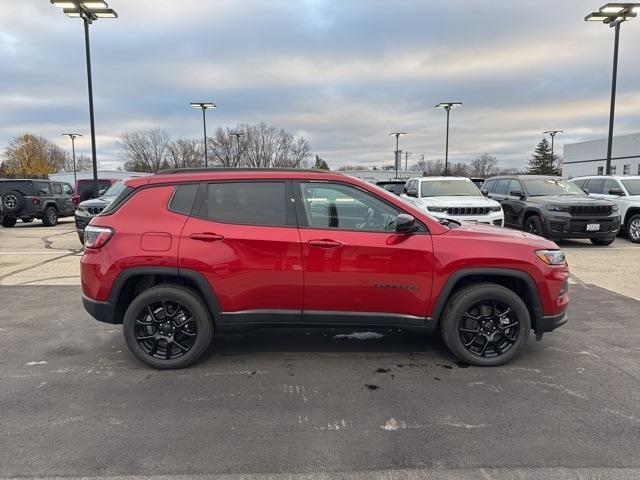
[627,214,640,244]
[440,283,531,367]
[42,206,58,226]
[590,237,615,246]
[524,215,544,237]
[1,216,17,228]
[123,285,213,369]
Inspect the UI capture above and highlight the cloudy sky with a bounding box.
[1,0,639,170]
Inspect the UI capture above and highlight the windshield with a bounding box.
[622,179,640,196]
[523,178,585,197]
[376,182,405,195]
[102,181,126,198]
[420,179,482,197]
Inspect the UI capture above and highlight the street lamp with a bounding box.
[404,152,412,171]
[435,102,462,176]
[51,0,117,197]
[62,133,82,186]
[585,3,639,175]
[543,130,563,157]
[388,132,406,179]
[229,132,245,165]
[190,102,216,167]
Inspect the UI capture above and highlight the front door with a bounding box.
[179,180,303,323]
[295,180,434,325]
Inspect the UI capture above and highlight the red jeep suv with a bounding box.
[81,169,570,369]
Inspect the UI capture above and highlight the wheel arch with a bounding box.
[431,268,543,332]
[107,267,221,325]
[624,207,640,226]
[521,207,542,228]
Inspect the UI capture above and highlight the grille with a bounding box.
[446,206,490,216]
[87,206,104,216]
[569,205,612,216]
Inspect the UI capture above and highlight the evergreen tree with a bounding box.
[527,138,560,175]
[313,154,330,170]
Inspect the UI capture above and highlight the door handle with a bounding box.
[190,232,224,242]
[307,239,343,248]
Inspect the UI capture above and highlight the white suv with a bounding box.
[571,175,640,243]
[400,177,504,226]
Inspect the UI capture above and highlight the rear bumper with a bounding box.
[537,311,567,333]
[82,294,118,324]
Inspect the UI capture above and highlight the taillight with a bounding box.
[32,198,41,205]
[84,225,114,249]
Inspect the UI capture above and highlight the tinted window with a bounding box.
[53,184,63,195]
[603,179,620,195]
[482,179,496,193]
[586,178,605,194]
[78,179,112,195]
[205,182,287,226]
[169,184,198,215]
[493,179,511,195]
[300,182,400,232]
[376,182,405,195]
[572,178,587,188]
[622,179,640,196]
[0,181,34,195]
[508,180,523,195]
[37,182,52,195]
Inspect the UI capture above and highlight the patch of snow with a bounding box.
[333,331,384,340]
[26,361,48,366]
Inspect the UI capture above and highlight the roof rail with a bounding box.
[156,167,330,175]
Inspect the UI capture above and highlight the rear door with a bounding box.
[179,180,304,323]
[295,180,434,324]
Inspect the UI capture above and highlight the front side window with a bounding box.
[420,179,481,197]
[53,184,63,195]
[204,182,287,226]
[586,178,605,194]
[603,179,620,195]
[493,179,511,195]
[508,180,523,196]
[572,178,587,189]
[482,179,496,193]
[300,182,400,232]
[622,179,640,196]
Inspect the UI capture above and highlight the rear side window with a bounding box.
[37,182,52,195]
[203,182,287,226]
[586,178,605,194]
[493,179,510,195]
[603,179,620,194]
[101,186,135,215]
[169,184,198,215]
[0,181,34,195]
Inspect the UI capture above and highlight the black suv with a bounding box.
[0,179,75,227]
[483,175,620,245]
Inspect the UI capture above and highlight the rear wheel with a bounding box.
[627,214,640,244]
[1,216,17,228]
[440,283,531,367]
[524,215,544,237]
[42,206,58,226]
[123,285,213,369]
[590,237,615,246]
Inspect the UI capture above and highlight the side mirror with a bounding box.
[406,189,418,198]
[608,188,625,196]
[395,213,420,234]
[509,189,524,199]
[481,189,489,197]
[582,188,590,195]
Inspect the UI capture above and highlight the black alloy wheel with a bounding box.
[123,285,213,369]
[524,215,543,236]
[441,283,531,366]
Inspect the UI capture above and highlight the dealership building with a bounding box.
[562,132,640,179]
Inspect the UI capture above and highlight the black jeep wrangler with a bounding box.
[0,179,75,227]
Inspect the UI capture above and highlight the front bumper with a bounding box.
[543,213,620,239]
[74,213,92,233]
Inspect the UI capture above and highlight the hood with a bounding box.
[527,195,615,206]
[447,223,557,249]
[78,196,115,208]
[416,196,500,207]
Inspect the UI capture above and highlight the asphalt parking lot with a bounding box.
[1,220,640,479]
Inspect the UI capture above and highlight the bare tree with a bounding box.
[120,129,171,173]
[470,153,499,178]
[167,139,204,168]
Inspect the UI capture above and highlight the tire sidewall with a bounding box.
[627,215,640,243]
[123,285,213,369]
[441,284,531,367]
[525,215,543,236]
[3,191,25,214]
[42,206,58,226]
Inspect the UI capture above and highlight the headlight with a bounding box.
[611,205,619,212]
[536,249,566,265]
[427,206,447,212]
[547,205,570,212]
[77,206,87,213]
[490,205,502,212]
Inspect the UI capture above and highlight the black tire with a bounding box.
[21,217,34,223]
[440,283,531,367]
[78,232,85,245]
[2,191,25,214]
[524,215,544,237]
[626,214,640,244]
[590,237,615,246]
[41,206,58,227]
[123,285,213,369]
[1,216,17,228]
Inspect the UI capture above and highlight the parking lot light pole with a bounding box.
[585,3,640,175]
[543,130,563,157]
[62,133,82,186]
[51,0,117,196]
[435,102,462,176]
[389,132,406,179]
[190,102,216,167]
[230,132,245,165]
